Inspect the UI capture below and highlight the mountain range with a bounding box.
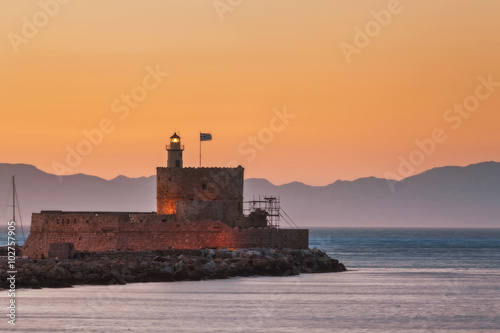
[0,162,498,229]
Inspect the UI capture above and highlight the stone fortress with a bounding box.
[23,133,309,259]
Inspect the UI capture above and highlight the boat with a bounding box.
[3,176,26,253]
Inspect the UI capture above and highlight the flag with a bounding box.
[200,133,212,141]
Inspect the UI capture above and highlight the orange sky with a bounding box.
[1,0,499,185]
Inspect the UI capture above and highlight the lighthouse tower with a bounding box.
[166,132,184,168]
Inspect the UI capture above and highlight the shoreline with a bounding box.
[0,247,346,289]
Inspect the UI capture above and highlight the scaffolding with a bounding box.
[244,195,300,229]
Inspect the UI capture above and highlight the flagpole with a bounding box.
[199,131,201,167]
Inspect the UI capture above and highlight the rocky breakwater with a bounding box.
[0,248,346,289]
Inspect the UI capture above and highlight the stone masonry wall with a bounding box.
[235,228,309,249]
[22,211,309,258]
[157,166,244,215]
[23,211,137,258]
[176,200,244,227]
[48,243,74,259]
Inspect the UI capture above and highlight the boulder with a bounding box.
[0,247,346,289]
[187,270,202,281]
[46,266,66,280]
[201,261,217,274]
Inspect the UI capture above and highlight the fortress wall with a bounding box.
[24,212,147,258]
[235,228,309,249]
[157,166,244,214]
[23,211,309,258]
[176,200,243,227]
[116,220,240,251]
[28,211,131,233]
[128,214,176,225]
[24,231,121,259]
[24,212,241,257]
[118,214,238,250]
[236,212,268,229]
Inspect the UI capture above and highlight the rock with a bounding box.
[188,270,202,281]
[68,264,82,273]
[174,269,189,281]
[178,255,190,263]
[124,275,136,282]
[46,266,66,279]
[110,270,127,285]
[201,261,217,273]
[216,262,229,275]
[121,266,131,275]
[214,251,232,259]
[46,259,57,267]
[161,266,174,274]
[0,248,346,289]
[28,278,41,289]
[227,264,239,277]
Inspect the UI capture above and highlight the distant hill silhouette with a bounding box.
[0,164,156,230]
[245,162,500,228]
[0,162,499,228]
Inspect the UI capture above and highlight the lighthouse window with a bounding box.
[176,160,180,167]
[202,184,207,190]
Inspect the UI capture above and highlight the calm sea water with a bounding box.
[2,228,500,333]
[0,227,27,247]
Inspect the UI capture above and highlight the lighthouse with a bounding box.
[166,132,184,168]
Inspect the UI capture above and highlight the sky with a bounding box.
[1,0,499,186]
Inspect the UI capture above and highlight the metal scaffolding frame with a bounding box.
[244,195,300,229]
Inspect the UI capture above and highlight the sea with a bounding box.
[1,228,499,333]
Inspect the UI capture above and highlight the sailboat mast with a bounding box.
[12,176,16,222]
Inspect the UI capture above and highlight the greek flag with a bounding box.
[200,133,212,141]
